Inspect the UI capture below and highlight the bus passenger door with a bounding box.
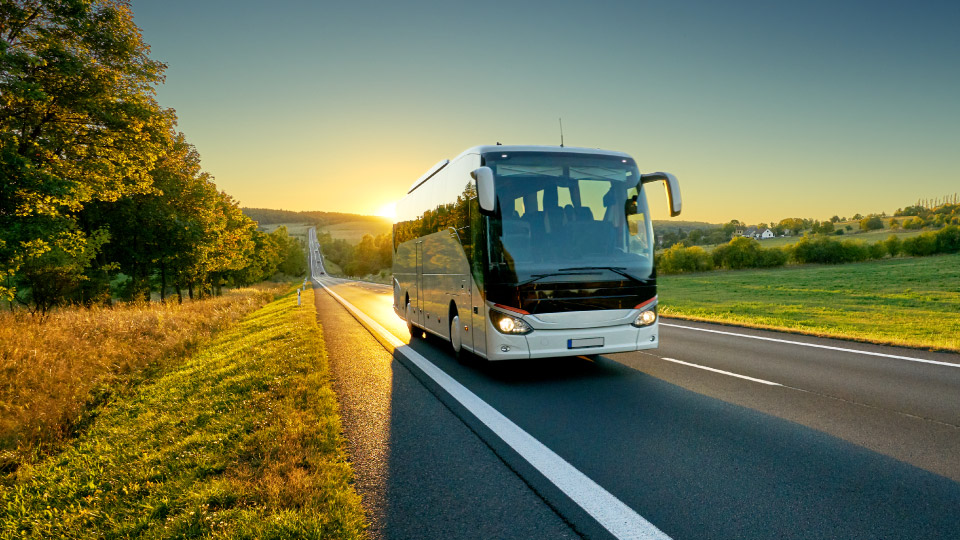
[415,241,424,327]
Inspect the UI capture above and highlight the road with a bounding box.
[306,229,960,540]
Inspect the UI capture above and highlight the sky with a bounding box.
[130,0,959,225]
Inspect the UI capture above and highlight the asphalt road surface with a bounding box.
[307,231,960,539]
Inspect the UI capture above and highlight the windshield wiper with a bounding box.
[557,266,651,284]
[515,271,595,287]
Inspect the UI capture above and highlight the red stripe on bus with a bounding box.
[634,296,657,310]
[494,304,530,315]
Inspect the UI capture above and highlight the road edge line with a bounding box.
[315,278,672,540]
[661,323,960,368]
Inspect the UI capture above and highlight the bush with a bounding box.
[708,237,786,271]
[756,247,788,268]
[903,217,925,230]
[901,233,938,256]
[936,225,960,253]
[860,216,884,231]
[713,237,759,269]
[868,241,888,259]
[884,235,902,257]
[790,237,877,264]
[658,245,714,274]
[841,240,872,262]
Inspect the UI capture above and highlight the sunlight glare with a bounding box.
[375,201,397,219]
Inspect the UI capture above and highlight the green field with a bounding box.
[319,219,392,244]
[259,222,312,241]
[1,287,367,539]
[747,227,927,250]
[260,219,391,246]
[658,253,960,352]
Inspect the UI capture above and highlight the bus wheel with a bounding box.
[449,314,463,359]
[406,302,418,339]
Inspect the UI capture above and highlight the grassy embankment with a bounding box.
[1,286,367,539]
[659,253,960,352]
[1,285,283,463]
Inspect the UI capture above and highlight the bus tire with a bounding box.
[406,301,418,339]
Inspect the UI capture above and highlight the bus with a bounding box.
[392,145,681,361]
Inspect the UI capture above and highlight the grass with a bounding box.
[258,222,312,242]
[0,285,286,466]
[658,253,960,352]
[0,286,367,539]
[319,219,391,245]
[750,227,927,249]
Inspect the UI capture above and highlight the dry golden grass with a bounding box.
[0,284,288,469]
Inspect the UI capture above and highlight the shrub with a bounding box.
[884,235,902,257]
[868,241,888,259]
[860,216,884,231]
[791,237,877,264]
[936,225,960,253]
[903,217,925,230]
[756,247,788,268]
[713,237,759,269]
[658,244,714,274]
[901,233,938,256]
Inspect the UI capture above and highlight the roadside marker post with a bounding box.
[297,288,301,307]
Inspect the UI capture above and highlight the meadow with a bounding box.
[1,287,367,539]
[658,253,960,352]
[258,219,391,246]
[0,285,284,467]
[746,227,927,250]
[318,219,392,244]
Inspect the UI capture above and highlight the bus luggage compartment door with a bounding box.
[415,241,424,327]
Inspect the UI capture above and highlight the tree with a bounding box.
[860,216,883,231]
[1,0,167,307]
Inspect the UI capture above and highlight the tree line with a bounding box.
[242,207,391,228]
[1,1,304,314]
[317,231,392,278]
[655,202,960,250]
[658,225,960,274]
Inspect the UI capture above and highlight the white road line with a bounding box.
[661,322,960,369]
[315,278,672,540]
[659,358,782,386]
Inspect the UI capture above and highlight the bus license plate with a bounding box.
[568,337,604,349]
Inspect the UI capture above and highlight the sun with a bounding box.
[374,201,396,220]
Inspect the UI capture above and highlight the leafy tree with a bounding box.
[901,233,937,256]
[860,216,883,231]
[1,0,167,306]
[884,235,902,257]
[657,244,714,274]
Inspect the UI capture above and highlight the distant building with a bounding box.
[737,227,774,240]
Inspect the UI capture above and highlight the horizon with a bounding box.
[132,1,959,224]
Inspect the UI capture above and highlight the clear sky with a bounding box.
[130,0,959,224]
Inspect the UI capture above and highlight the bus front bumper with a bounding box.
[484,321,658,361]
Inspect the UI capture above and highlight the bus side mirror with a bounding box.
[472,167,496,214]
[640,172,682,217]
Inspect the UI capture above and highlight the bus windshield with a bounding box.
[483,151,655,285]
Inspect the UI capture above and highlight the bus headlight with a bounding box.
[631,306,658,327]
[490,309,533,335]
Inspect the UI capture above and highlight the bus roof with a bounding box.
[408,145,635,193]
[457,145,633,160]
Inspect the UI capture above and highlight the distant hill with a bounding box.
[652,220,719,234]
[242,207,390,228]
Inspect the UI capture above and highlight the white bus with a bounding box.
[393,145,681,361]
